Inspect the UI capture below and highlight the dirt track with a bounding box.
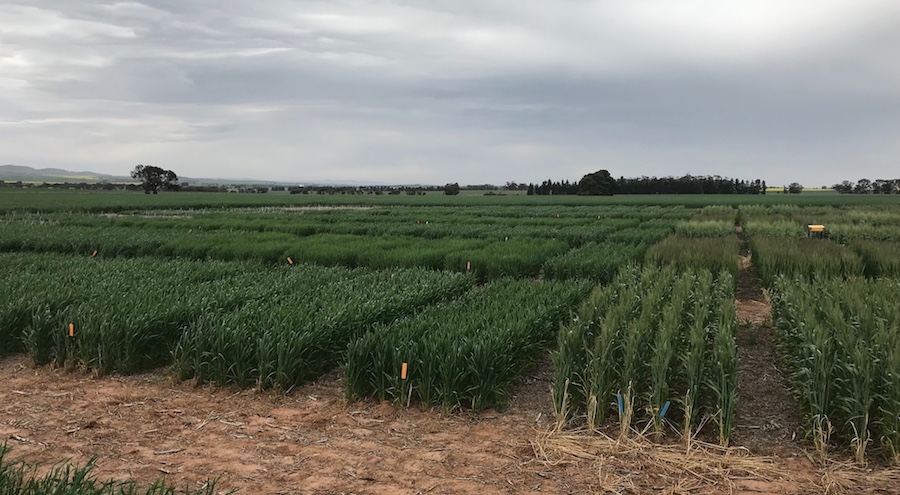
[1,355,593,495]
[6,353,900,494]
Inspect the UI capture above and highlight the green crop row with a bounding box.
[19,188,892,213]
[827,223,900,243]
[4,205,681,248]
[693,205,737,222]
[172,268,472,390]
[542,242,649,282]
[0,253,253,366]
[851,240,900,278]
[739,204,900,226]
[744,221,900,242]
[0,224,568,280]
[674,220,736,237]
[741,219,807,237]
[772,276,900,463]
[645,236,740,279]
[0,254,471,389]
[345,279,590,411]
[603,223,673,245]
[750,237,864,287]
[552,266,738,446]
[738,204,900,241]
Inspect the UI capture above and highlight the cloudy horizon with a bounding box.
[2,1,899,186]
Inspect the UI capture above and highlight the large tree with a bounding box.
[443,182,461,195]
[131,165,179,194]
[578,169,617,196]
[786,182,804,194]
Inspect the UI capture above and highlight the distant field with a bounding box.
[2,188,899,212]
[765,187,838,194]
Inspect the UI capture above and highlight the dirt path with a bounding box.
[732,239,803,456]
[2,355,591,495]
[0,353,833,495]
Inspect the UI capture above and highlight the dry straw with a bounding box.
[533,428,788,494]
[532,428,900,494]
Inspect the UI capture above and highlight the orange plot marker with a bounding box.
[401,362,408,380]
[91,250,97,257]
[68,323,74,338]
[466,262,471,272]
[287,257,294,265]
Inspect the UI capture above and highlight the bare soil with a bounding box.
[2,356,579,495]
[4,354,895,495]
[732,251,804,456]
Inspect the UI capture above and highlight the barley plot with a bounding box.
[345,279,590,411]
[173,268,472,390]
[552,266,738,446]
[645,235,740,279]
[0,253,472,385]
[751,237,864,287]
[772,276,900,463]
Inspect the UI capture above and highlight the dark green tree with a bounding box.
[131,165,179,194]
[443,182,460,195]
[854,178,872,194]
[578,169,617,196]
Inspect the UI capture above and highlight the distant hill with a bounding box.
[0,165,386,187]
[0,165,132,183]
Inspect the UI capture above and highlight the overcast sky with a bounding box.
[2,1,899,185]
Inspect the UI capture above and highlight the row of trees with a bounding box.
[615,176,767,195]
[526,173,768,196]
[525,170,618,196]
[526,180,580,196]
[832,179,900,194]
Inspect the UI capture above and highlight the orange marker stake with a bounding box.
[287,257,294,266]
[401,362,408,380]
[68,323,74,338]
[91,250,97,257]
[466,261,471,272]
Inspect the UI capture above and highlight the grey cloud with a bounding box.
[2,0,899,185]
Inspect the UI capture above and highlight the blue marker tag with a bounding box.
[660,401,671,419]
[617,393,624,415]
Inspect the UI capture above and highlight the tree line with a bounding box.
[526,174,768,196]
[832,179,900,194]
[23,163,890,197]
